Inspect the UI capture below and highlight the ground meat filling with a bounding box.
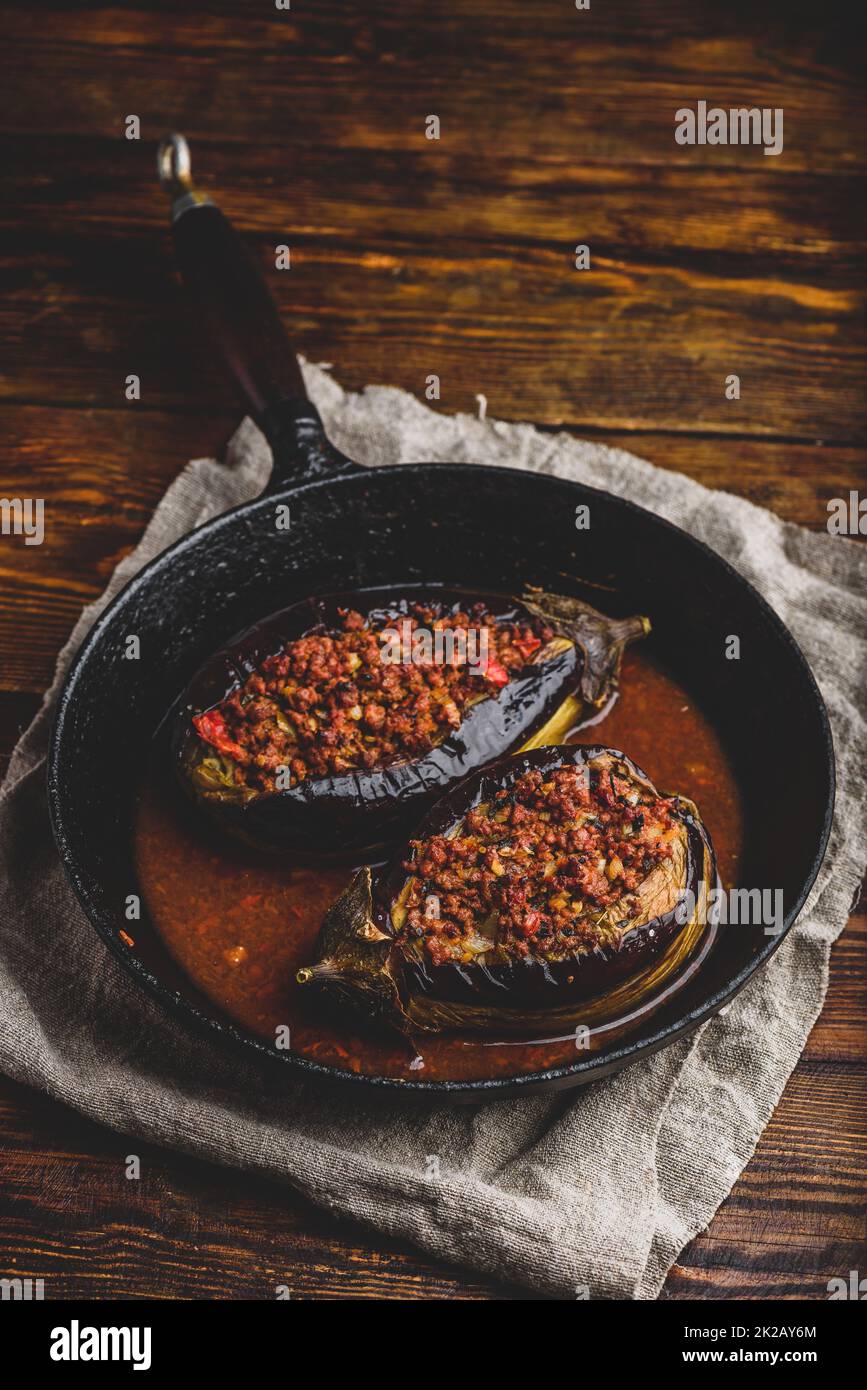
[397,764,680,966]
[192,604,555,792]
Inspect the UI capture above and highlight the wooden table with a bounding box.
[1,1,864,1299]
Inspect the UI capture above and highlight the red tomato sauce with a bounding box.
[133,648,742,1081]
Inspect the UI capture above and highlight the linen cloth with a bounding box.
[2,364,865,1298]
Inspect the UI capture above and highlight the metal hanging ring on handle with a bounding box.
[158,133,212,217]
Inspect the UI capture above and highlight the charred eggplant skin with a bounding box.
[172,586,649,854]
[297,745,718,1036]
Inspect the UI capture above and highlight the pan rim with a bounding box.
[47,461,836,1098]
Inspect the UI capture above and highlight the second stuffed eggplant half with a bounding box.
[297,745,718,1036]
[174,586,649,853]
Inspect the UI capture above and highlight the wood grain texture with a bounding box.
[1,1,864,173]
[0,0,864,1301]
[1,217,863,437]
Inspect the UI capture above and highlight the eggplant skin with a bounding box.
[172,586,649,854]
[297,745,719,1036]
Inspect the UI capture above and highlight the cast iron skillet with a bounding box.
[47,136,834,1100]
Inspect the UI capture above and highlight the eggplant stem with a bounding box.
[296,961,341,985]
[615,615,652,642]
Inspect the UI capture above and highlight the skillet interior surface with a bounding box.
[48,462,834,1099]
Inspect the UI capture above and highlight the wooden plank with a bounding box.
[3,136,865,275]
[0,406,234,692]
[0,2,864,173]
[0,231,863,438]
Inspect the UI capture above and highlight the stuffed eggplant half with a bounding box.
[173,587,649,853]
[296,746,718,1035]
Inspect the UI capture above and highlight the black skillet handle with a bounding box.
[157,135,361,492]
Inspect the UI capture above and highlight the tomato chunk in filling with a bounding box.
[397,764,679,965]
[193,603,554,792]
